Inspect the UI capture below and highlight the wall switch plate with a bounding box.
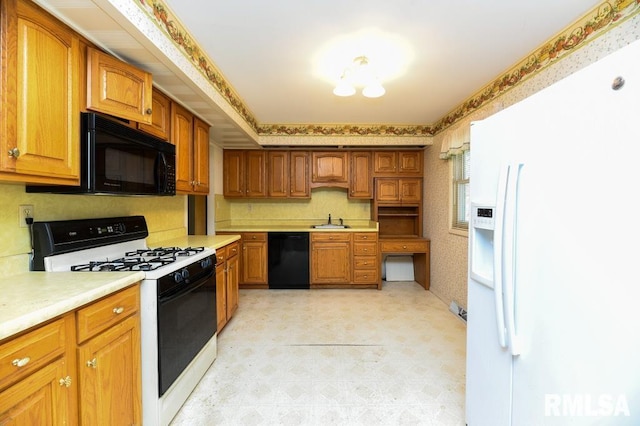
[19,204,34,228]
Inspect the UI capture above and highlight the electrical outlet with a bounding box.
[19,204,34,228]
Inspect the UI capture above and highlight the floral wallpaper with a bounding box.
[136,0,639,137]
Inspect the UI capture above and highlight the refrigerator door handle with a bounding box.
[493,165,509,348]
[503,162,523,356]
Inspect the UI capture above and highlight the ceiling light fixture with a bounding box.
[333,56,386,98]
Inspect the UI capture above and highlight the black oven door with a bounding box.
[157,266,216,396]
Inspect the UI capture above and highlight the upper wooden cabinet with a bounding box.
[267,151,310,198]
[373,151,423,176]
[223,150,267,198]
[137,88,171,140]
[0,0,80,185]
[375,178,422,204]
[171,103,209,194]
[86,46,153,124]
[192,117,210,194]
[349,151,373,199]
[290,151,310,198]
[311,151,349,188]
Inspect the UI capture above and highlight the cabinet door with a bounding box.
[268,151,289,198]
[311,242,351,284]
[226,254,239,319]
[245,151,267,197]
[77,315,141,426]
[215,256,227,332]
[398,151,422,175]
[375,178,400,202]
[373,151,397,174]
[192,117,210,194]
[289,151,310,198]
[0,357,73,425]
[241,234,267,285]
[86,46,152,123]
[349,151,372,198]
[311,152,348,184]
[223,150,245,197]
[399,178,422,203]
[0,0,80,184]
[171,103,194,193]
[138,88,171,140]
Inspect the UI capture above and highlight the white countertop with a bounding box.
[0,271,145,341]
[153,234,241,249]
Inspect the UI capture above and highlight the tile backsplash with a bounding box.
[215,188,371,227]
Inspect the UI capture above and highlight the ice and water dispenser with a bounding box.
[469,204,496,288]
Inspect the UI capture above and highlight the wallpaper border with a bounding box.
[135,0,640,137]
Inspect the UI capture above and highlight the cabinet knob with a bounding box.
[113,306,124,315]
[145,108,153,115]
[12,357,30,368]
[403,245,407,249]
[59,376,72,388]
[86,358,97,369]
[8,147,20,158]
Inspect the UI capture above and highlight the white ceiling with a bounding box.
[35,0,602,147]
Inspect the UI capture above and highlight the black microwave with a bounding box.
[27,112,176,196]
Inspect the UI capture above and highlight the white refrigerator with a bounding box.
[466,39,640,425]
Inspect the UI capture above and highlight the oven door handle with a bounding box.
[158,270,214,303]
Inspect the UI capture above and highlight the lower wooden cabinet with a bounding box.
[310,233,351,285]
[77,315,141,425]
[216,240,240,332]
[0,316,75,425]
[240,233,268,286]
[0,284,141,425]
[352,233,379,287]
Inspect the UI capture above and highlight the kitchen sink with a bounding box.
[311,224,350,229]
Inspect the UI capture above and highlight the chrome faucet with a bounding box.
[339,218,344,226]
[328,214,332,224]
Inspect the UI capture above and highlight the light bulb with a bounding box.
[333,79,355,96]
[362,80,385,98]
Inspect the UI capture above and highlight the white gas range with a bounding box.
[31,216,217,426]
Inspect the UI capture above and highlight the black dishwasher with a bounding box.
[268,232,310,289]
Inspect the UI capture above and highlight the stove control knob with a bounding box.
[181,269,190,280]
[200,257,212,268]
[173,271,184,283]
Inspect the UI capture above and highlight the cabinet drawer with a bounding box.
[353,256,377,269]
[353,233,378,242]
[215,246,227,265]
[226,241,240,258]
[353,269,379,283]
[311,232,351,242]
[242,233,267,242]
[76,285,139,343]
[380,240,429,253]
[353,242,377,256]
[0,317,67,389]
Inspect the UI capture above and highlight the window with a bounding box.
[451,150,470,231]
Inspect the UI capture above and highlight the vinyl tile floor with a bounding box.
[171,281,467,426]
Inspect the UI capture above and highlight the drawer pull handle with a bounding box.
[364,262,368,265]
[12,357,30,368]
[403,245,407,249]
[87,358,97,369]
[113,306,125,314]
[252,236,256,239]
[59,376,72,388]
